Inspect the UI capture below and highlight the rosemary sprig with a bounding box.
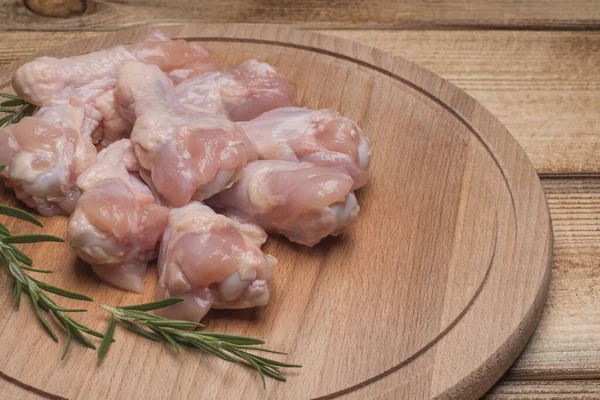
[0,93,37,129]
[99,298,301,387]
[0,188,103,358]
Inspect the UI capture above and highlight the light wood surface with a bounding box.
[486,380,600,399]
[0,25,552,399]
[1,1,599,398]
[2,0,600,30]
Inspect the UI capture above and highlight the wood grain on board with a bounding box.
[2,0,600,30]
[0,25,552,399]
[0,377,46,400]
[1,29,598,177]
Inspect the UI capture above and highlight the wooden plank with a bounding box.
[323,30,600,176]
[1,29,598,176]
[505,178,600,380]
[486,380,600,399]
[0,32,100,66]
[2,0,600,31]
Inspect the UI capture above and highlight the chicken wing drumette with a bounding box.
[67,139,168,292]
[155,202,276,322]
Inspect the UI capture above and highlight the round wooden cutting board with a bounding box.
[0,25,552,399]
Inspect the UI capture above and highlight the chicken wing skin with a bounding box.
[239,107,371,189]
[208,160,359,246]
[155,202,276,322]
[0,102,96,216]
[12,29,219,144]
[175,59,296,122]
[117,60,256,207]
[67,139,169,292]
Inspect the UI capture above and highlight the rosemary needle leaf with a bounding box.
[31,279,94,301]
[0,223,10,236]
[1,99,26,107]
[56,314,96,350]
[61,327,72,360]
[32,300,58,342]
[258,366,287,382]
[117,297,184,311]
[0,205,43,227]
[247,354,302,368]
[238,351,266,389]
[185,339,239,363]
[13,280,22,309]
[149,319,201,329]
[4,234,64,244]
[69,325,97,350]
[0,165,5,173]
[121,320,161,342]
[197,332,265,345]
[0,115,11,127]
[0,93,21,100]
[233,346,288,356]
[8,261,28,284]
[7,244,33,265]
[38,298,50,312]
[20,265,52,273]
[159,330,180,353]
[0,107,17,113]
[70,320,105,339]
[98,315,116,361]
[11,103,34,123]
[52,306,87,313]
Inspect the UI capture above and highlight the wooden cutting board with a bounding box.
[0,24,552,399]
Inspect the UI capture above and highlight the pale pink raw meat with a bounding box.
[116,60,256,207]
[168,60,222,85]
[208,160,359,246]
[92,89,133,145]
[155,202,276,322]
[0,102,96,216]
[239,107,371,189]
[175,59,296,122]
[67,139,169,292]
[12,28,219,144]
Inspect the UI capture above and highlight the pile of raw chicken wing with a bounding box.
[0,30,371,322]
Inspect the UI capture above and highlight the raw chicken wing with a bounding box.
[176,59,296,122]
[12,29,219,144]
[155,202,276,322]
[240,107,371,189]
[0,102,96,216]
[117,61,256,206]
[67,139,169,292]
[209,160,359,246]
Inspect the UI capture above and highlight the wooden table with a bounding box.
[1,1,599,398]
